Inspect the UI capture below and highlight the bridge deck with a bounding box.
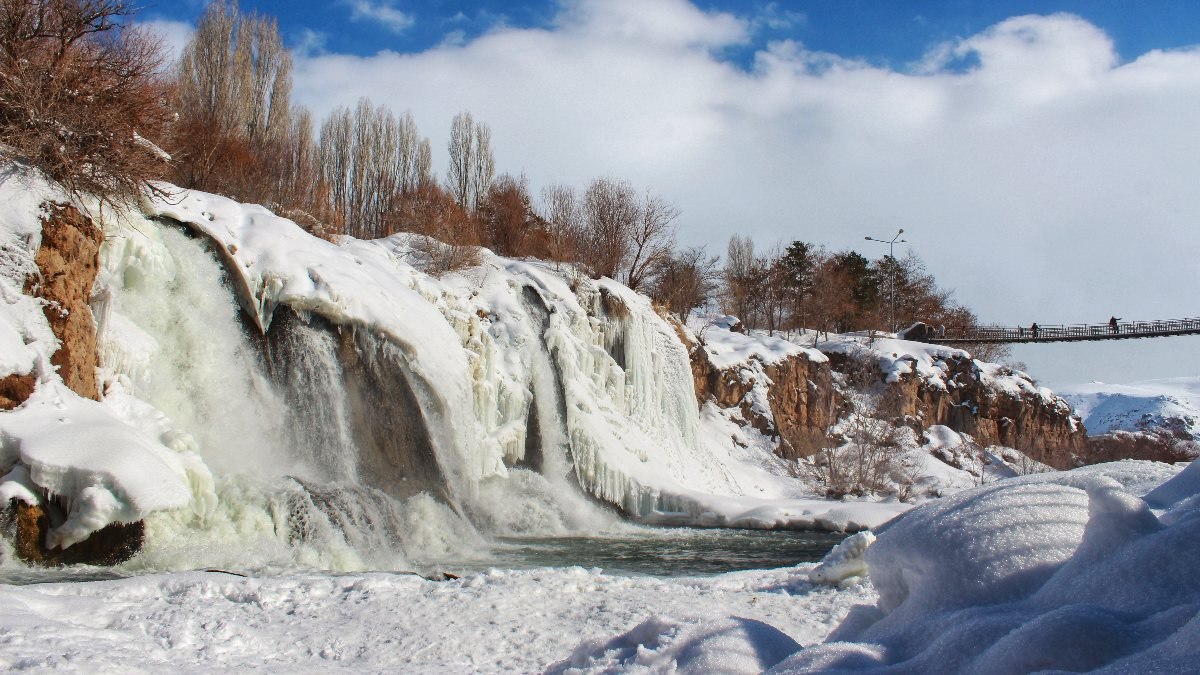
[932,318,1200,344]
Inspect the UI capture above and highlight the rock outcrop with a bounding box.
[6,498,143,566]
[26,202,103,400]
[0,373,36,411]
[840,352,1087,470]
[685,317,1084,469]
[680,322,841,459]
[2,202,135,566]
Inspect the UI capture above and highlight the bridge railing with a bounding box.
[937,317,1200,343]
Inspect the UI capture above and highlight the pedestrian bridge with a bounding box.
[931,317,1200,344]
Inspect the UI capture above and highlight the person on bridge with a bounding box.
[1032,323,1039,338]
[1109,316,1120,334]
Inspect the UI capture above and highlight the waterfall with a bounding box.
[82,186,786,571]
[95,212,487,572]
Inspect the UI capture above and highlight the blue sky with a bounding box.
[147,0,1200,67]
[142,1,1200,386]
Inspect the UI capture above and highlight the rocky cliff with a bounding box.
[685,322,1086,470]
[828,346,1087,469]
[678,320,842,459]
[30,203,103,400]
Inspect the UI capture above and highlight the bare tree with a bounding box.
[393,181,480,275]
[318,97,432,239]
[478,173,548,257]
[0,0,172,199]
[540,183,583,265]
[446,110,494,213]
[581,176,640,279]
[721,234,756,324]
[625,191,678,292]
[171,0,302,208]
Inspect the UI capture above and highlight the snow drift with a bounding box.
[770,460,1196,673]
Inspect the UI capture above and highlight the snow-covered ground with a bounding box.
[1060,376,1200,438]
[0,563,867,673]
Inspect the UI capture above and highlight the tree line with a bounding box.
[0,0,997,355]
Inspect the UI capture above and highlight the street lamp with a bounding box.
[864,229,907,333]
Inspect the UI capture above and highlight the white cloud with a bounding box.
[294,29,329,57]
[291,6,1200,384]
[344,0,415,34]
[751,2,806,32]
[552,0,748,49]
[138,19,193,66]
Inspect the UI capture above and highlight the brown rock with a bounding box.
[9,498,143,566]
[762,356,841,459]
[0,373,36,410]
[670,317,839,459]
[25,202,103,401]
[862,353,1087,470]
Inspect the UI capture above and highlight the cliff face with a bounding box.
[842,352,1087,470]
[26,202,103,400]
[686,321,1085,469]
[681,324,841,459]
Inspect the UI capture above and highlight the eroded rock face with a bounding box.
[0,373,36,410]
[681,315,1082,468]
[678,322,840,459]
[26,202,103,400]
[862,354,1087,470]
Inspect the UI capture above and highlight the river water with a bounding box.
[1,528,844,584]
[451,528,846,577]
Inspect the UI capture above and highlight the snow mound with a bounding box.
[0,383,201,549]
[808,531,875,585]
[771,460,1200,673]
[1060,377,1200,437]
[550,615,801,674]
[690,315,826,370]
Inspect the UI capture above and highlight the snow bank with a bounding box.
[771,460,1199,673]
[0,564,873,672]
[691,315,826,370]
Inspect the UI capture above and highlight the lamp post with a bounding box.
[864,229,907,333]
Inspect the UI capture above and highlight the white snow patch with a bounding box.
[0,383,198,549]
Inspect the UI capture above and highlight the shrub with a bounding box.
[0,0,171,200]
[805,415,908,499]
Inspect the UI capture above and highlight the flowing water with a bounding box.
[465,528,847,577]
